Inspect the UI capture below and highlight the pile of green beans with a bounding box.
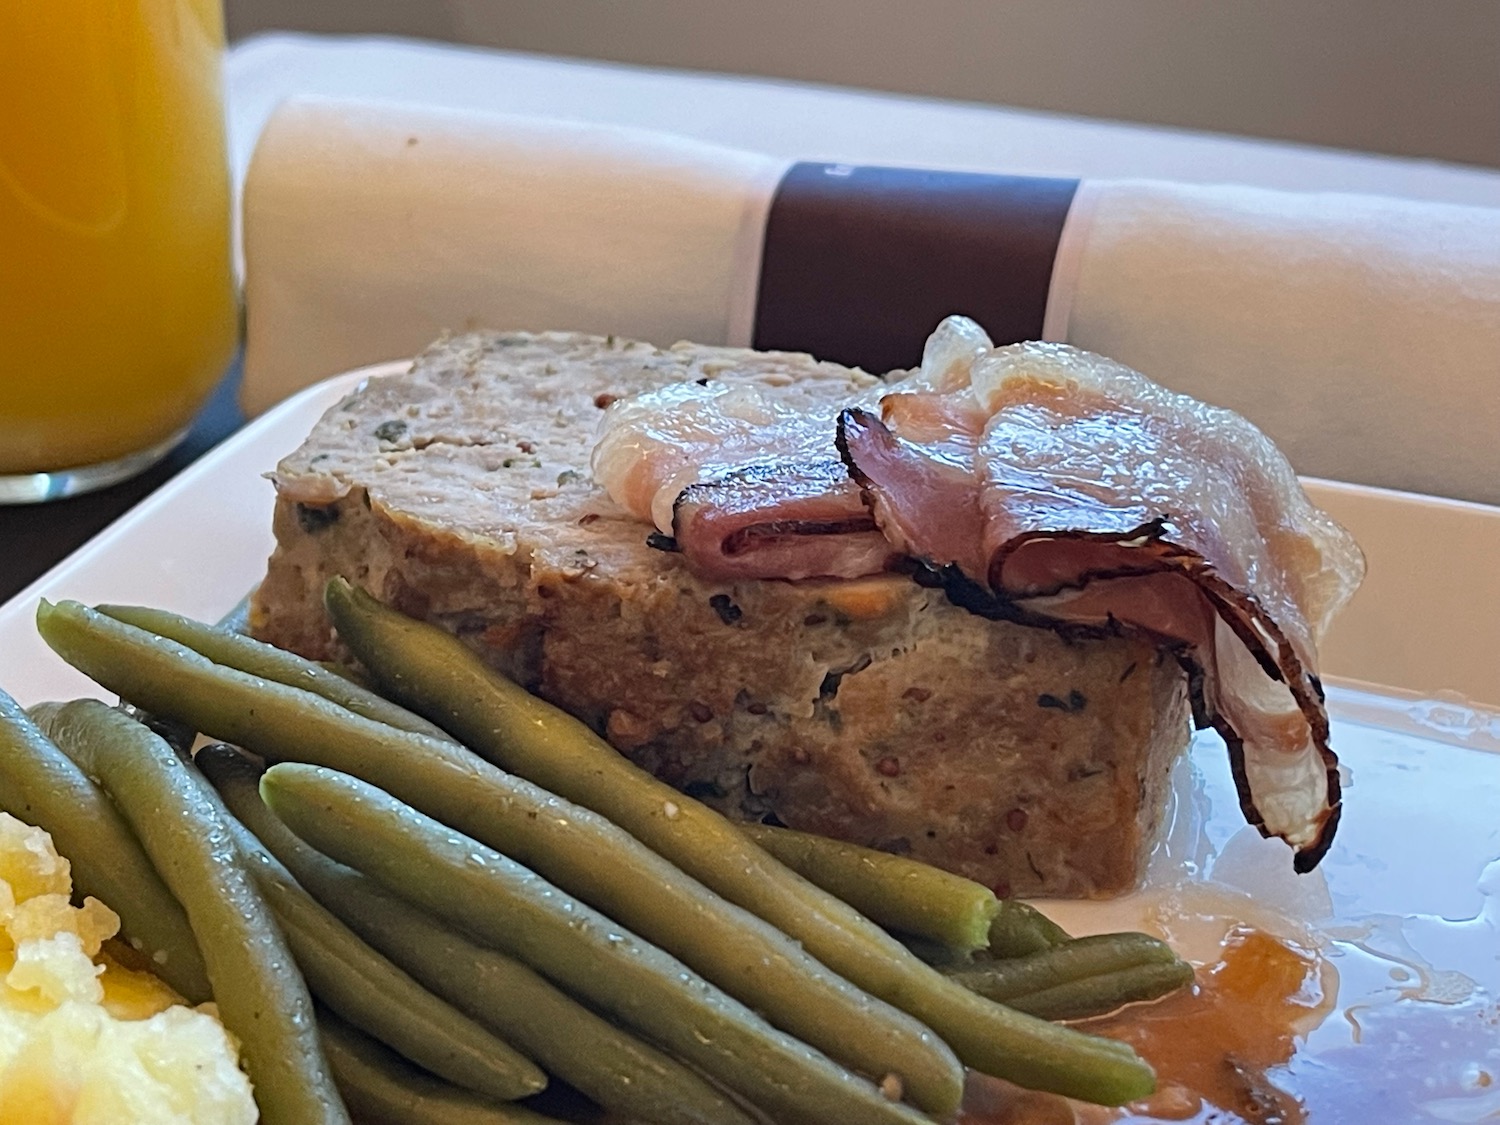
[27,593,1203,1122]
[319,580,1156,1105]
[36,598,966,1118]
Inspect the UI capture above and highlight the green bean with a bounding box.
[37,599,961,1117]
[99,603,453,742]
[262,762,934,1125]
[35,698,347,1125]
[940,932,1194,1020]
[3,693,210,1002]
[199,746,752,1125]
[319,1012,563,1125]
[1003,962,1196,1022]
[960,932,1182,996]
[984,900,1075,959]
[322,581,1155,1106]
[740,822,999,954]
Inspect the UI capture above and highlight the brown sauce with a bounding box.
[959,926,1332,1125]
[1080,926,1331,1124]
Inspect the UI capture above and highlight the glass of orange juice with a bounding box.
[0,0,237,502]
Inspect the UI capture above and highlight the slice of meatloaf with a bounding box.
[252,331,1191,898]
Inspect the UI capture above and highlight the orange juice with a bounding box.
[0,0,237,477]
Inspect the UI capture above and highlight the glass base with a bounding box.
[0,426,188,504]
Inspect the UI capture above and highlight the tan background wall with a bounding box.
[226,0,1500,170]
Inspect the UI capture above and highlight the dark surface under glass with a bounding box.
[0,355,246,605]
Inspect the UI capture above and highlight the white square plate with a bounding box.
[1,362,1497,1122]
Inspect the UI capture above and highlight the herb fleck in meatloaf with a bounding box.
[252,331,1191,898]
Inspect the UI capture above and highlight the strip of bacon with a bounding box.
[839,327,1364,869]
[591,355,895,580]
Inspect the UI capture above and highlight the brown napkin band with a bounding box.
[753,162,1079,373]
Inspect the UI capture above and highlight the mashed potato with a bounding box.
[0,813,256,1125]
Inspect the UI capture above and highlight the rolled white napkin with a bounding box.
[242,96,1500,504]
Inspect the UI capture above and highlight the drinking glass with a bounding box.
[0,0,237,502]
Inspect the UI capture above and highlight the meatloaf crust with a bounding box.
[253,331,1191,898]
